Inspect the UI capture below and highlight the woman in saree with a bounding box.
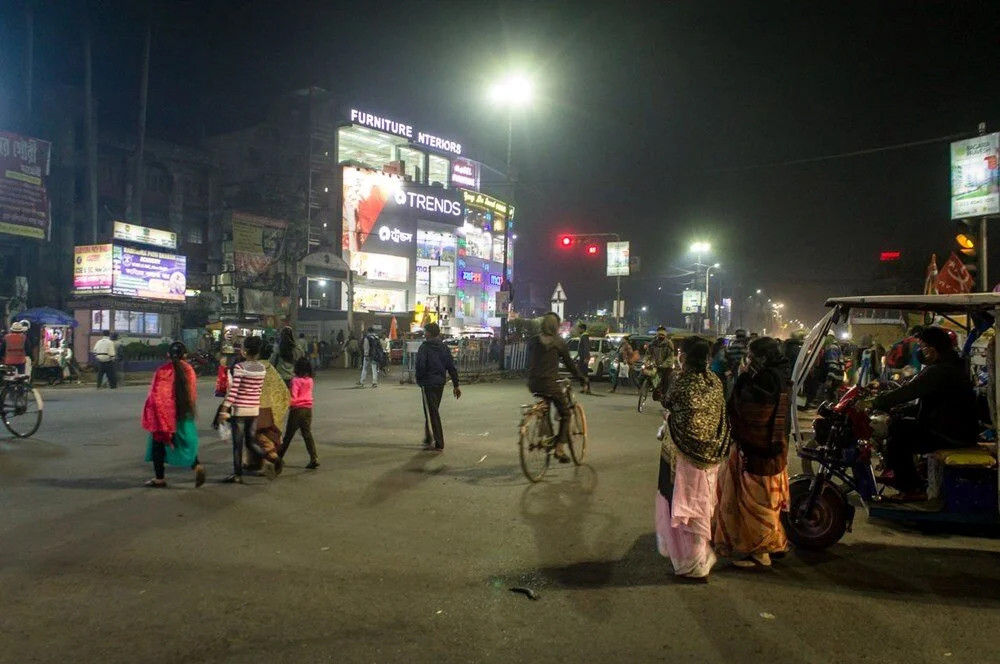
[714,336,791,568]
[655,336,731,582]
[142,341,205,488]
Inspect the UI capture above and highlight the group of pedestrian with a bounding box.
[656,334,791,582]
[140,326,320,488]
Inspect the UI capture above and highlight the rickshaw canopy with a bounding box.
[825,293,1000,314]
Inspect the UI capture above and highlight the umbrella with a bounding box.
[12,307,78,327]
[389,316,398,340]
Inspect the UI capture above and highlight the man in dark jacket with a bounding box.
[415,322,461,452]
[576,323,591,381]
[864,326,978,500]
[527,313,588,462]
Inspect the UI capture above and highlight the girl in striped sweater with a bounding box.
[219,336,280,483]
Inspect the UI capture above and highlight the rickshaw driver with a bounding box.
[858,326,979,502]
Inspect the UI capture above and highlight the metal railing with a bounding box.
[400,341,529,383]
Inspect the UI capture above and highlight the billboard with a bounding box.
[73,244,113,293]
[113,221,178,250]
[951,133,1000,219]
[429,265,451,295]
[607,241,630,276]
[350,251,408,283]
[0,131,51,240]
[343,166,463,255]
[231,212,287,283]
[112,245,187,301]
[682,289,705,314]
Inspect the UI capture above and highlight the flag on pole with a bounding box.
[935,252,975,294]
[389,315,399,340]
[923,253,938,295]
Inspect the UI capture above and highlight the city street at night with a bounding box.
[2,370,998,663]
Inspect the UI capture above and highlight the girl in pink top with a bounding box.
[279,358,319,468]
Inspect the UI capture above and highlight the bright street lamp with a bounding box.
[488,73,535,107]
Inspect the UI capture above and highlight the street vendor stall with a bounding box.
[12,307,80,383]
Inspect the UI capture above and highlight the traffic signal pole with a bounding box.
[981,216,988,291]
[557,232,624,330]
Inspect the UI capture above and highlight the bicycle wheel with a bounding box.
[568,402,588,465]
[637,379,649,413]
[1,383,43,438]
[518,409,551,482]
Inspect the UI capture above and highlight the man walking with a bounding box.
[576,323,591,386]
[93,330,117,389]
[415,322,461,451]
[358,327,380,388]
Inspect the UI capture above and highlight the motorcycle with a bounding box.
[785,295,1000,551]
[189,350,220,377]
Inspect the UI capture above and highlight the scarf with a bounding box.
[142,361,197,437]
[664,369,730,468]
[729,366,790,476]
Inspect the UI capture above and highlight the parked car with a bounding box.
[566,336,615,379]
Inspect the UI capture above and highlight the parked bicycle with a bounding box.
[0,365,43,438]
[518,379,587,482]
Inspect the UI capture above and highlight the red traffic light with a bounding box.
[560,236,573,247]
[586,244,599,255]
[879,251,901,262]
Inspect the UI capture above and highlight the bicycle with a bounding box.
[518,379,588,482]
[636,361,660,413]
[0,365,43,438]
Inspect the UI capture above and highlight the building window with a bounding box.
[186,227,204,244]
[113,310,161,336]
[305,277,334,310]
[91,310,111,331]
[338,125,407,171]
[397,146,425,183]
[146,168,172,195]
[429,155,449,188]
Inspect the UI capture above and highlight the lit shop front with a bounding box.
[341,166,463,323]
[338,108,480,190]
[69,227,187,360]
[454,190,513,328]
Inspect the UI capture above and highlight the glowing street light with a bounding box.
[488,73,535,108]
[690,241,711,255]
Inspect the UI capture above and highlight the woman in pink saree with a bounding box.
[655,336,731,581]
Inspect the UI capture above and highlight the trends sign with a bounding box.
[393,189,463,219]
[349,108,463,155]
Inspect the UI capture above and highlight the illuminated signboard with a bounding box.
[349,108,463,155]
[350,251,409,283]
[112,245,187,301]
[461,270,483,284]
[681,289,706,314]
[488,274,503,287]
[73,244,113,293]
[451,159,480,190]
[461,189,511,218]
[113,221,178,250]
[430,265,452,296]
[880,251,901,262]
[951,133,1000,219]
[607,241,630,276]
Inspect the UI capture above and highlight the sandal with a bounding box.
[144,479,167,488]
[553,450,571,464]
[193,465,206,488]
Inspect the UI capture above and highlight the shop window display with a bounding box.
[429,154,449,187]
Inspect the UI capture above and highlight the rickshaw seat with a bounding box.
[931,447,997,469]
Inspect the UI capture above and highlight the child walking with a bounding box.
[279,357,319,469]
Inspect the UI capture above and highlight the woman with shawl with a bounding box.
[714,336,791,568]
[243,361,291,476]
[655,336,730,582]
[142,341,205,488]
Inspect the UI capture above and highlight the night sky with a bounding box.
[3,0,999,327]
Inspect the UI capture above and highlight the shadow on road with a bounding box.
[504,532,1000,607]
[359,453,444,506]
[29,476,143,490]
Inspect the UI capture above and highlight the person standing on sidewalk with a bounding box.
[141,341,205,489]
[219,336,277,483]
[358,327,380,388]
[93,330,117,389]
[279,357,319,469]
[415,322,461,451]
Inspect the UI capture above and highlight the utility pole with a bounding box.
[498,111,514,370]
[24,1,34,118]
[84,10,99,242]
[132,6,152,222]
[979,121,989,291]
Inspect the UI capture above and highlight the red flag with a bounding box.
[935,252,975,294]
[923,253,938,295]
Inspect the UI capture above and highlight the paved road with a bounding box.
[1,369,998,663]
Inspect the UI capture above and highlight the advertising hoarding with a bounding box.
[73,244,113,293]
[353,286,406,312]
[429,265,451,295]
[682,289,705,314]
[113,221,178,249]
[0,131,51,240]
[451,159,481,190]
[350,251,409,283]
[231,212,287,283]
[112,246,187,302]
[951,133,1000,219]
[607,241,630,276]
[343,166,463,255]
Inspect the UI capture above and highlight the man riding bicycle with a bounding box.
[645,326,675,402]
[527,312,589,463]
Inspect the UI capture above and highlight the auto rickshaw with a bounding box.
[785,294,1000,550]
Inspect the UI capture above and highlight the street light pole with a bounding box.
[499,110,513,370]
